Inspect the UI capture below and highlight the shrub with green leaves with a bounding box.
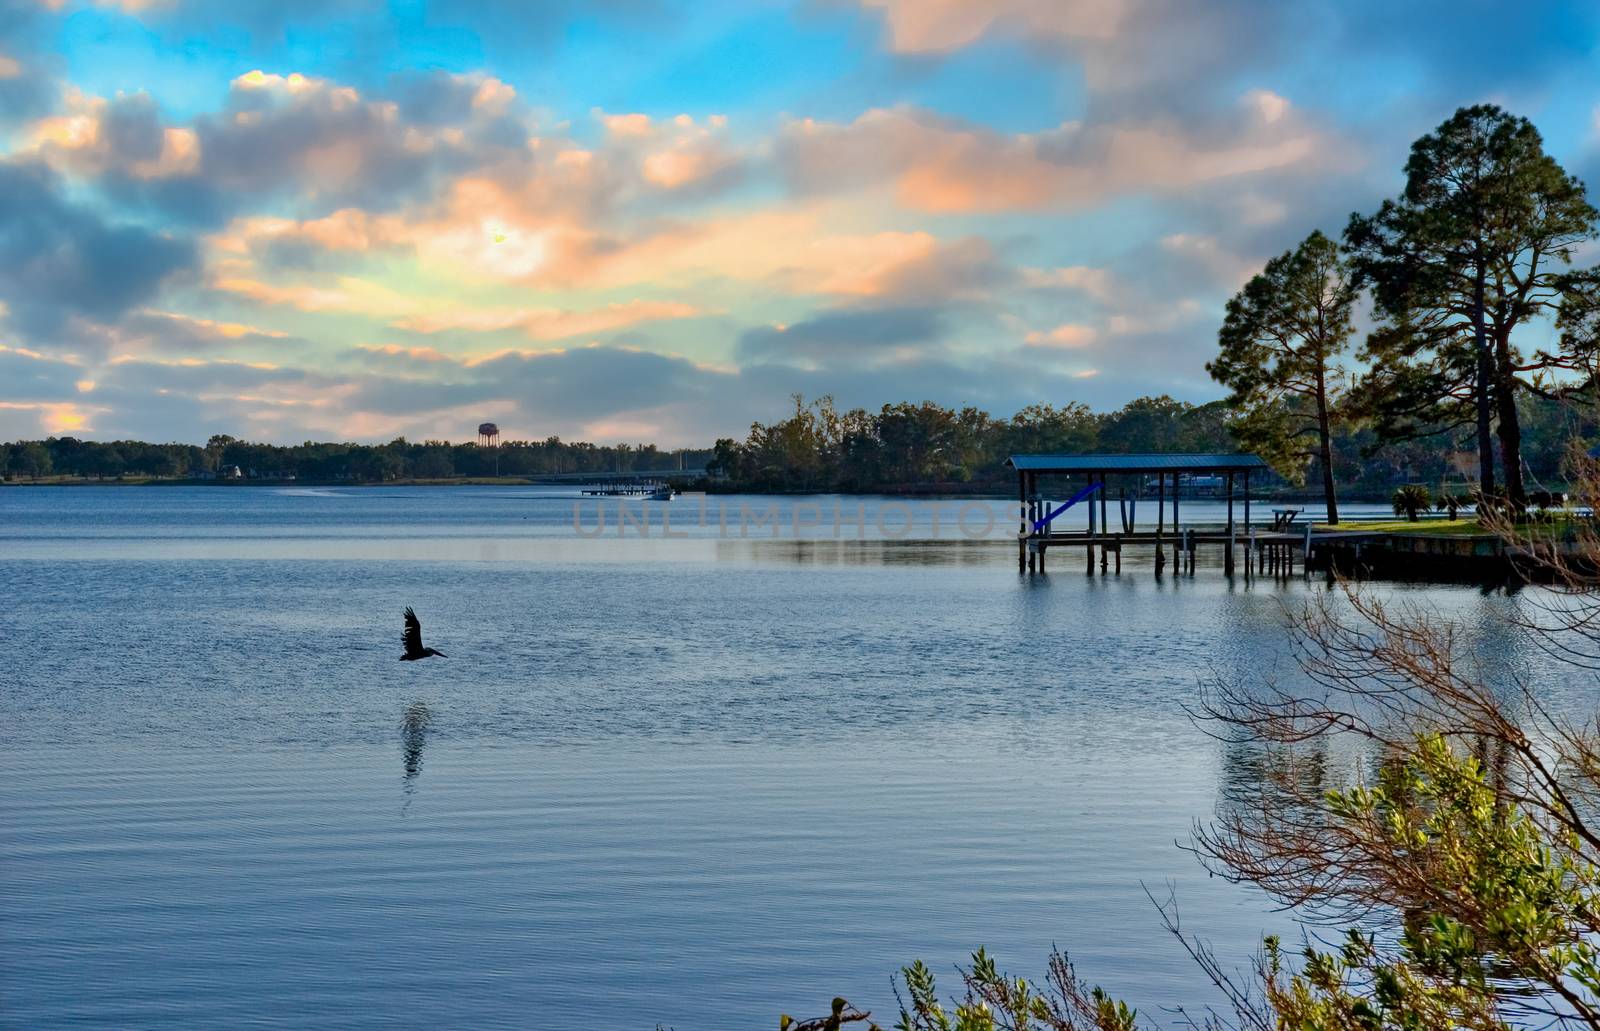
[1391,483,1432,520]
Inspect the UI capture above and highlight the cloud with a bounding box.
[391,300,702,341]
[344,342,732,431]
[0,345,84,401]
[1158,233,1259,290]
[1021,265,1118,302]
[737,307,944,365]
[594,109,744,194]
[0,160,196,339]
[24,69,538,226]
[0,53,56,127]
[112,309,299,355]
[103,354,318,394]
[776,96,1336,212]
[861,0,1127,54]
[1023,323,1097,349]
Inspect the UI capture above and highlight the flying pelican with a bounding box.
[400,607,447,661]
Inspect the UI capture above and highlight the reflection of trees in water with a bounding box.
[1212,730,1520,925]
[1217,738,1329,811]
[400,702,431,811]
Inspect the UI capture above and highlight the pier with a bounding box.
[1006,452,1533,581]
[1006,452,1389,578]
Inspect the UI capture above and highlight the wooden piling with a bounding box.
[1155,474,1166,573]
[1017,469,1027,573]
[1085,473,1096,574]
[1224,471,1236,576]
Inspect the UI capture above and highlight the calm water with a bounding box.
[0,487,1561,1029]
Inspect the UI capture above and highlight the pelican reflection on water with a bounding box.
[400,702,432,810]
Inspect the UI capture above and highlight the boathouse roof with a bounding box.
[1005,452,1270,473]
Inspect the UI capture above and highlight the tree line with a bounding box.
[1210,104,1600,522]
[0,434,714,482]
[4,387,1591,491]
[703,391,1591,495]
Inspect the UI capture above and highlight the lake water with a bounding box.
[0,487,1563,1029]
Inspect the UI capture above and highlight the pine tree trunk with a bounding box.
[1316,368,1339,525]
[1494,325,1526,508]
[1473,266,1496,495]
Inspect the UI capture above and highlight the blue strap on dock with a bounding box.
[1032,482,1103,532]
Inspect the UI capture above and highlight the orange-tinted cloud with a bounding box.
[1024,323,1097,349]
[862,0,1126,53]
[393,300,702,341]
[778,94,1335,212]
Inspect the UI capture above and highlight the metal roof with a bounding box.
[1006,452,1270,473]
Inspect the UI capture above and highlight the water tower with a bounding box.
[477,422,501,477]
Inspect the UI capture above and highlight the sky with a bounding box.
[3,0,1600,447]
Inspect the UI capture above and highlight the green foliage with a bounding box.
[1261,734,1600,1029]
[1391,483,1432,520]
[1346,104,1599,501]
[1435,490,1472,519]
[0,434,715,483]
[886,948,1136,1031]
[708,394,1245,492]
[1208,229,1356,518]
[5,391,1595,491]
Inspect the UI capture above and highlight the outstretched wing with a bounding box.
[402,607,424,655]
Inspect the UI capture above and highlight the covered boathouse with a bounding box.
[1006,452,1272,576]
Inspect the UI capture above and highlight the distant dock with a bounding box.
[581,479,674,499]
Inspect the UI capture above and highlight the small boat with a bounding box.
[649,484,674,501]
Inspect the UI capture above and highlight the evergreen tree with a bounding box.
[1208,230,1356,523]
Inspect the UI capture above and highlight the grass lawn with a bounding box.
[1315,518,1491,535]
[1320,515,1593,538]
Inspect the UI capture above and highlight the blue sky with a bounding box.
[3,0,1599,445]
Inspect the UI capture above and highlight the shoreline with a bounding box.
[0,476,1448,505]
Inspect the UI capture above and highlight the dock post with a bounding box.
[1171,473,1180,570]
[1114,535,1121,573]
[1099,474,1108,543]
[1172,472,1180,532]
[1086,473,1096,574]
[1155,474,1166,574]
[1224,472,1236,576]
[1017,470,1027,573]
[1099,473,1109,573]
[1027,472,1037,573]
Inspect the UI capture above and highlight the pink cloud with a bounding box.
[861,0,1127,53]
[1024,323,1097,349]
[778,95,1337,212]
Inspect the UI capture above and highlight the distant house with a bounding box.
[219,464,244,479]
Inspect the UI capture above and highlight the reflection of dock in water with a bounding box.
[581,479,674,500]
